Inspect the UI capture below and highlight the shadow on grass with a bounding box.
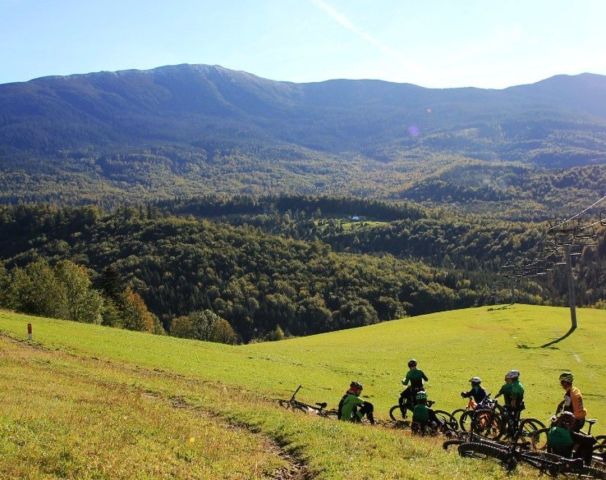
[516,325,576,349]
[540,326,577,348]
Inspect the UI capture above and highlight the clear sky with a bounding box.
[1,0,605,88]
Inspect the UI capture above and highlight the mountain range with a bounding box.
[1,64,606,206]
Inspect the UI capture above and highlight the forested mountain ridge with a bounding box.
[1,65,606,208]
[2,65,605,154]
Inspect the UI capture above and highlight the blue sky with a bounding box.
[1,0,605,88]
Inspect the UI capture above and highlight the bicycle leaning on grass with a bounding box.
[278,385,339,419]
[444,433,606,478]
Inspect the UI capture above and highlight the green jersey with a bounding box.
[510,380,524,401]
[497,383,513,404]
[547,426,574,449]
[403,369,428,389]
[338,393,364,421]
[412,404,430,423]
[498,380,524,408]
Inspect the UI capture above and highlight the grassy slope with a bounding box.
[0,338,285,479]
[1,304,604,479]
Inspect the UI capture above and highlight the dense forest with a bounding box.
[0,202,543,342]
[1,197,604,343]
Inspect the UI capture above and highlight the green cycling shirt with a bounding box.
[547,426,574,449]
[339,393,364,421]
[403,369,428,389]
[412,404,430,423]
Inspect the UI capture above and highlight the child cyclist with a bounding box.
[547,411,595,465]
[412,391,444,434]
[461,376,487,407]
[399,358,429,416]
[495,369,525,436]
[338,381,375,425]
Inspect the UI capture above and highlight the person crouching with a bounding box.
[338,381,375,425]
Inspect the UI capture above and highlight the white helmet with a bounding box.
[469,376,482,384]
[506,370,520,380]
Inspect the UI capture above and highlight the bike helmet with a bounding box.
[559,372,574,384]
[505,369,520,380]
[556,411,575,427]
[408,359,417,368]
[415,390,427,401]
[469,376,482,384]
[350,381,363,390]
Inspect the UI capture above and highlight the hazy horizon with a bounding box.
[1,0,605,88]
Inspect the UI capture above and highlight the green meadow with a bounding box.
[1,304,604,479]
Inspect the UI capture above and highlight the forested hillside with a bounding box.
[2,199,604,343]
[1,204,528,342]
[1,65,606,215]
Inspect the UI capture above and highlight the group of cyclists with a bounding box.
[337,358,597,464]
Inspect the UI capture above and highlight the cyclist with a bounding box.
[338,381,375,425]
[495,370,524,435]
[556,372,586,432]
[547,411,595,465]
[399,358,428,416]
[412,390,443,434]
[460,376,487,406]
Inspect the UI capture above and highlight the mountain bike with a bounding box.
[449,435,606,478]
[278,385,338,419]
[390,399,458,431]
[389,400,459,431]
[454,395,501,426]
[530,417,606,467]
[461,399,544,442]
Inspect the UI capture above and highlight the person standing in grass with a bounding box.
[399,359,428,415]
[496,369,524,435]
[338,381,375,424]
[557,372,587,432]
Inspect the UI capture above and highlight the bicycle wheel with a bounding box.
[594,435,606,462]
[443,439,464,450]
[278,399,292,409]
[458,442,516,471]
[451,408,466,425]
[516,418,545,444]
[434,410,459,432]
[579,465,606,480]
[529,427,550,451]
[472,410,502,439]
[389,404,407,422]
[460,410,474,432]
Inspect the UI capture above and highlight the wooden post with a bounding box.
[27,323,32,341]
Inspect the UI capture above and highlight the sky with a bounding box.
[1,0,605,88]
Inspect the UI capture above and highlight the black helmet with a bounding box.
[556,411,575,427]
[408,359,417,368]
[506,370,520,380]
[559,372,574,384]
[350,381,363,390]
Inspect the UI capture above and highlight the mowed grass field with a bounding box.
[0,304,604,479]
